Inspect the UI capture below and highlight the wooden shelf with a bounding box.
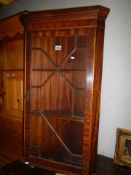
[31,110,84,122]
[32,69,86,72]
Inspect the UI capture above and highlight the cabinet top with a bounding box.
[20,5,110,29]
[0,11,28,40]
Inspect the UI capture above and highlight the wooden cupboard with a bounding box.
[0,13,24,164]
[3,71,23,117]
[21,6,109,175]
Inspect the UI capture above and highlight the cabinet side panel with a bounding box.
[90,26,105,173]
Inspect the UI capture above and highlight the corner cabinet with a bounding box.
[21,6,109,175]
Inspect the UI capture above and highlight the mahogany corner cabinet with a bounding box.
[21,6,110,175]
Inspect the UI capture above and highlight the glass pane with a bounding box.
[61,48,88,71]
[32,50,54,70]
[41,36,76,66]
[30,114,83,166]
[30,34,88,167]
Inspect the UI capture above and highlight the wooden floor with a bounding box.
[0,129,131,175]
[0,128,22,166]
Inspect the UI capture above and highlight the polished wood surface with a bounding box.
[97,156,131,175]
[0,13,24,165]
[0,128,21,166]
[0,13,23,40]
[3,71,23,117]
[0,37,23,69]
[21,6,110,175]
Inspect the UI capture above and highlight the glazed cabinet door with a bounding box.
[24,28,95,174]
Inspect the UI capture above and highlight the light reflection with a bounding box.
[86,74,93,84]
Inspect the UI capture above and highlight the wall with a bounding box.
[0,0,131,158]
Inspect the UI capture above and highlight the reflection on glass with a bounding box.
[30,35,89,166]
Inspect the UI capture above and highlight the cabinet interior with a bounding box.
[29,33,90,167]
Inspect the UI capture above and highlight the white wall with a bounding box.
[0,0,131,158]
